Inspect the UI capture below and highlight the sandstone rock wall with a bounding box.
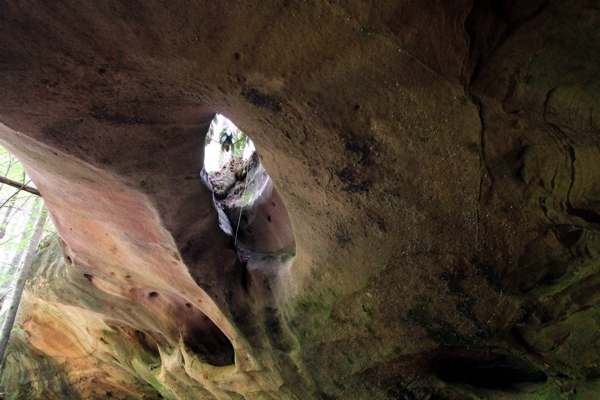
[1,0,600,398]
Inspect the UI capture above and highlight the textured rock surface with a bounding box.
[1,0,600,398]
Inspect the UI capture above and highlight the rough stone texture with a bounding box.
[1,0,600,398]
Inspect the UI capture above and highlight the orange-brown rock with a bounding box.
[1,0,600,398]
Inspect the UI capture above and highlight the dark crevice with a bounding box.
[566,208,600,224]
[433,354,547,390]
[463,0,508,85]
[241,264,250,293]
[468,95,494,253]
[550,165,558,191]
[543,86,557,122]
[182,313,235,366]
[565,139,577,205]
[557,224,583,247]
[464,0,550,87]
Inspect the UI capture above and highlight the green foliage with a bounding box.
[10,326,25,334]
[205,114,249,158]
[0,271,16,287]
[0,145,55,297]
[0,146,25,184]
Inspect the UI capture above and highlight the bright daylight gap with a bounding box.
[204,114,255,173]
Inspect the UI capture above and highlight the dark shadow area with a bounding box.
[555,224,584,248]
[432,354,547,391]
[182,313,235,366]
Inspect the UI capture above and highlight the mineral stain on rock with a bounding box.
[1,0,600,398]
[242,88,282,112]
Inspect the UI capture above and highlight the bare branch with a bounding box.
[0,176,40,197]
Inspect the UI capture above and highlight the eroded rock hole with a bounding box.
[432,354,547,391]
[555,224,583,248]
[183,312,235,366]
[148,291,159,298]
[202,114,295,255]
[83,273,93,282]
[197,114,296,361]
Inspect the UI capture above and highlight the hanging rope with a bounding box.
[233,166,249,246]
[206,137,247,145]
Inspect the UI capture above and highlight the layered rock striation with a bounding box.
[1,0,600,398]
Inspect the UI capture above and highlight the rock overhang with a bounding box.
[0,0,600,398]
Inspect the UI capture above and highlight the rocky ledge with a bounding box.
[1,0,600,398]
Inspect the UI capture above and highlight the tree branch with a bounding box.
[0,176,41,196]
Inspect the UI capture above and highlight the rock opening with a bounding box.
[202,114,295,259]
[182,312,235,366]
[203,114,254,174]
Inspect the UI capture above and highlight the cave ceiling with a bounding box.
[1,0,600,398]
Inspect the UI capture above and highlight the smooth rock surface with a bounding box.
[0,0,600,398]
